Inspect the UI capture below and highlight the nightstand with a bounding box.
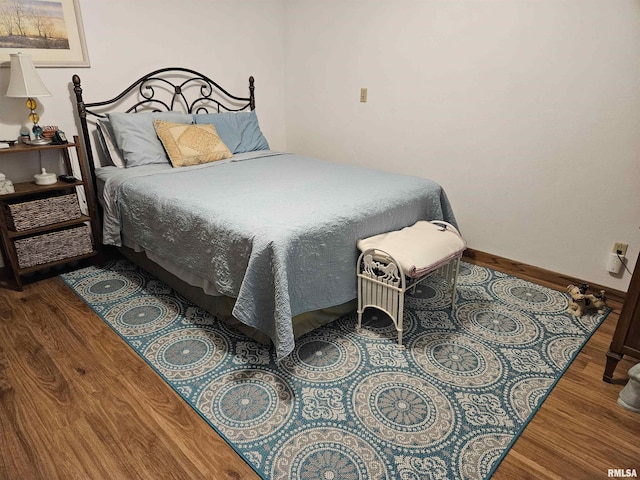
[0,136,100,290]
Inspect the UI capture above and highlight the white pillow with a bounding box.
[96,118,125,168]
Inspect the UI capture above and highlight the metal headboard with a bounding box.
[71,67,255,200]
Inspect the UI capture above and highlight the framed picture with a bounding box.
[0,0,89,67]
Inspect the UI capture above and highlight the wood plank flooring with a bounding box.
[1,255,639,480]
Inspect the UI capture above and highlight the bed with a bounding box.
[71,68,457,359]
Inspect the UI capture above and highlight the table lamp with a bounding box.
[5,52,52,145]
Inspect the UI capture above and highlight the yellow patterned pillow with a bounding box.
[153,120,233,167]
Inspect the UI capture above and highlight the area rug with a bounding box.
[61,258,607,480]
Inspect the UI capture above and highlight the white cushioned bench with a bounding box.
[356,220,466,347]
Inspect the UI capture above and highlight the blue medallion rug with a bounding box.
[61,258,607,480]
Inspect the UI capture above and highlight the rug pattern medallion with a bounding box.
[62,260,606,480]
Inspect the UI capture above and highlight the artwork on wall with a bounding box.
[0,0,89,67]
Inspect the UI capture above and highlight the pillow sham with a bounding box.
[193,110,269,154]
[153,120,233,167]
[108,112,193,167]
[96,118,125,168]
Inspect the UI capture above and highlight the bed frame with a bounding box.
[72,67,255,197]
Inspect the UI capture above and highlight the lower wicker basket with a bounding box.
[14,224,93,269]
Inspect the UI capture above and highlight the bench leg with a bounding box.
[450,256,461,310]
[356,277,363,332]
[397,326,403,348]
[396,295,405,349]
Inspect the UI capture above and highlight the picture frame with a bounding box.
[0,0,89,68]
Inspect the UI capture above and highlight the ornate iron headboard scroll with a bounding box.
[72,67,256,208]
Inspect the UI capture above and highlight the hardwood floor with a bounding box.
[0,254,638,480]
[0,274,259,480]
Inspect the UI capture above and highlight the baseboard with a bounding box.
[463,248,626,309]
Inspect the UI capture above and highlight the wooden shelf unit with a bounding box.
[0,138,100,290]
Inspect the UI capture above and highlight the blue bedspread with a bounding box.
[97,151,457,358]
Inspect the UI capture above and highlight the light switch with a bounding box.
[360,88,368,103]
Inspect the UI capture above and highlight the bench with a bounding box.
[356,220,466,347]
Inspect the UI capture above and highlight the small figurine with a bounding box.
[567,283,607,317]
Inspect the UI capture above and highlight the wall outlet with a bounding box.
[612,242,628,256]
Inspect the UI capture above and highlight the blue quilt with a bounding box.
[97,151,457,358]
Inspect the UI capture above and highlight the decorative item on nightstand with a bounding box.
[5,53,52,145]
[34,168,56,185]
[52,130,68,145]
[0,173,14,194]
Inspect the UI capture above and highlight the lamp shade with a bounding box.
[6,53,51,98]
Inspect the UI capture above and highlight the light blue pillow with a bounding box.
[108,112,193,167]
[193,110,269,154]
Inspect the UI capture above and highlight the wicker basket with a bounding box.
[2,193,82,232]
[14,224,93,269]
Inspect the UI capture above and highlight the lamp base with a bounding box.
[26,137,52,146]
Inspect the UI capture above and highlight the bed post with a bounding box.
[71,75,102,243]
[249,76,255,111]
[72,74,99,201]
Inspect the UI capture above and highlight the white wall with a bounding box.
[284,0,640,291]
